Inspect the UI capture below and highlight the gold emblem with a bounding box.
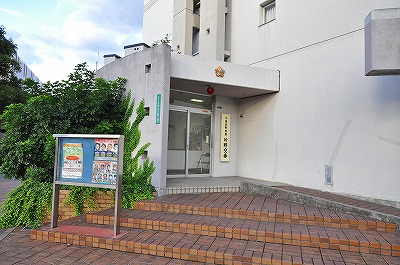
[215,66,225,77]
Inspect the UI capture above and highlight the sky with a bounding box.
[1,0,143,83]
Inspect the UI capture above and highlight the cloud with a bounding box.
[10,0,143,82]
[0,7,23,17]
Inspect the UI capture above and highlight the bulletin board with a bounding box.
[55,136,123,188]
[51,134,124,236]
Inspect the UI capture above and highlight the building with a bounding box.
[15,55,41,83]
[97,1,400,204]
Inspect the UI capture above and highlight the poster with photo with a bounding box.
[94,138,118,161]
[92,161,117,185]
[62,143,83,179]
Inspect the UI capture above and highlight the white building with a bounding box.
[97,1,400,204]
[15,55,41,83]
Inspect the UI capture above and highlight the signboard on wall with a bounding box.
[220,114,230,161]
[156,94,161,124]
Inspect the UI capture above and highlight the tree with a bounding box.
[0,63,127,182]
[0,25,26,117]
[0,63,156,228]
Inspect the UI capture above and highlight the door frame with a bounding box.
[167,105,212,178]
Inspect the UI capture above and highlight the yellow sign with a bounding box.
[220,114,230,161]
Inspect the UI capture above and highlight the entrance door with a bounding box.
[167,108,211,178]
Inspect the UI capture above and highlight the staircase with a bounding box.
[32,192,400,264]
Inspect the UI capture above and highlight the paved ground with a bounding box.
[0,174,20,205]
[0,175,206,264]
[0,227,208,265]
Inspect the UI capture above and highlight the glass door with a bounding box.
[188,112,211,176]
[167,110,187,176]
[167,108,211,178]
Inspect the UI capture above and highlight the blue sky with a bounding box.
[1,0,143,82]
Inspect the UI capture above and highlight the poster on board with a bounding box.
[92,161,117,185]
[61,143,83,179]
[92,138,119,185]
[94,138,118,160]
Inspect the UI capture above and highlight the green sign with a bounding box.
[156,94,161,124]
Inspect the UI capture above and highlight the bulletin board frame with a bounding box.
[51,134,124,236]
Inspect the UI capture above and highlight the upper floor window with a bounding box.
[260,1,276,24]
[192,27,200,56]
[193,0,200,15]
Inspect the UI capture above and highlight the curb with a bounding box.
[0,227,15,242]
[240,181,400,231]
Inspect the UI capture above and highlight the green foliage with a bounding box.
[0,62,156,224]
[0,63,127,182]
[0,178,52,229]
[121,96,156,209]
[152,34,171,47]
[0,25,26,118]
[63,186,103,216]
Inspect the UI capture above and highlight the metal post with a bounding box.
[114,175,122,236]
[114,136,124,236]
[51,136,61,229]
[51,184,60,229]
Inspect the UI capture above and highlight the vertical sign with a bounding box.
[220,113,230,161]
[156,94,161,124]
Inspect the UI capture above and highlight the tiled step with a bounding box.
[134,193,397,233]
[31,217,400,265]
[88,208,400,257]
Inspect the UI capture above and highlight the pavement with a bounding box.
[0,174,20,205]
[0,174,203,264]
[0,227,206,265]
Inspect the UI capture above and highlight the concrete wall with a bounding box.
[365,8,400,75]
[198,0,226,61]
[96,45,171,193]
[141,1,400,202]
[232,0,400,202]
[172,0,197,55]
[143,0,173,45]
[212,96,238,177]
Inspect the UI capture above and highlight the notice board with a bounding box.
[51,134,124,236]
[54,134,124,189]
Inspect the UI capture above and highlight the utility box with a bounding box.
[365,8,400,76]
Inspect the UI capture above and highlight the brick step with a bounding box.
[88,208,400,257]
[31,217,400,265]
[134,193,397,233]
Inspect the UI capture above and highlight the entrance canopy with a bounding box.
[170,54,280,99]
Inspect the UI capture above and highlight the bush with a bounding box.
[0,63,156,226]
[121,96,156,208]
[0,63,127,182]
[0,177,52,229]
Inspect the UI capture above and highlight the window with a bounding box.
[261,1,275,24]
[192,27,200,56]
[193,0,200,15]
[145,64,151,73]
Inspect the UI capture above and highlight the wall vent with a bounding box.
[325,165,333,185]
